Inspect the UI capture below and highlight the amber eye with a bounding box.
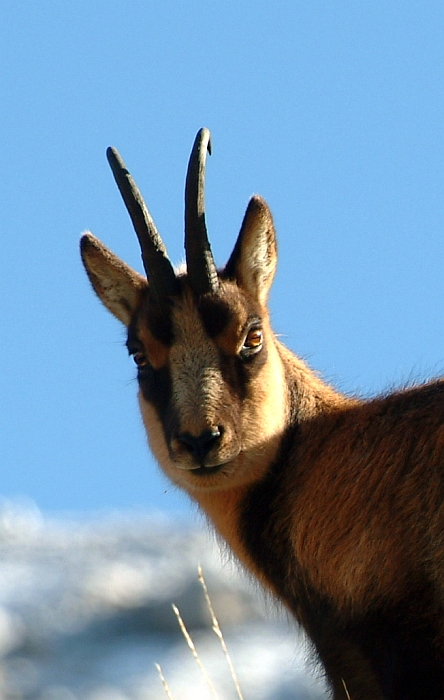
[133,351,149,368]
[240,327,263,360]
[245,328,263,349]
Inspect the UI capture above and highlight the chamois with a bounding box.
[81,128,444,699]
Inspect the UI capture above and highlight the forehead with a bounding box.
[133,279,262,349]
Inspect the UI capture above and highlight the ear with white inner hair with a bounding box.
[80,232,147,327]
[224,195,278,306]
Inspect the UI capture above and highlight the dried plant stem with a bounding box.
[341,678,351,699]
[172,603,219,700]
[198,565,245,700]
[155,663,175,700]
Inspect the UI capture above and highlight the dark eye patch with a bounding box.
[126,328,143,357]
[197,296,233,338]
[146,300,175,346]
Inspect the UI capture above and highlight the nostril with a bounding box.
[177,428,222,461]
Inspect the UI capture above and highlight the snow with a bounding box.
[0,502,326,700]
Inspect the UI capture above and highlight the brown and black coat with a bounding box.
[81,129,444,699]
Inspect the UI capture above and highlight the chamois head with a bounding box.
[81,129,288,493]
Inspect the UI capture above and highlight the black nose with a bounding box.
[177,428,222,462]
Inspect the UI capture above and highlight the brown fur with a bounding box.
[80,136,444,699]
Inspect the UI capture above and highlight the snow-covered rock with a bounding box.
[0,502,326,700]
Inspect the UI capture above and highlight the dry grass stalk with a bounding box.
[198,565,245,700]
[341,678,351,699]
[155,663,176,700]
[172,603,220,700]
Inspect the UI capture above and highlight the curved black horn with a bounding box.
[107,147,179,300]
[185,128,219,295]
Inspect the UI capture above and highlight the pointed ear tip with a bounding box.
[246,196,275,229]
[80,231,96,252]
[248,194,272,214]
[80,233,108,263]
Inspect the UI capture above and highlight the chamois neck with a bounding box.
[276,341,356,423]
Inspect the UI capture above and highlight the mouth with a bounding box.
[190,463,224,476]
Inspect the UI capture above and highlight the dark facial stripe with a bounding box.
[127,313,177,441]
[145,298,175,346]
[197,295,233,339]
[196,287,263,341]
[196,289,268,402]
[137,363,178,443]
[216,340,268,402]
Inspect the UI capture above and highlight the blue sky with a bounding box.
[1,2,443,514]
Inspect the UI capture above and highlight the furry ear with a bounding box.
[224,196,277,305]
[80,233,147,326]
